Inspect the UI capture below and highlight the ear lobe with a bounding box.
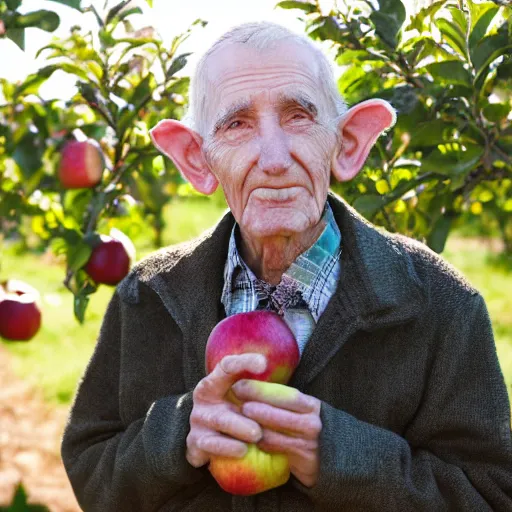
[150,119,218,195]
[332,99,396,182]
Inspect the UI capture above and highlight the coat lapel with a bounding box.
[291,192,427,388]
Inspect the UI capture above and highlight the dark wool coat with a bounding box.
[61,192,512,511]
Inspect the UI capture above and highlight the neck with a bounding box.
[238,220,326,285]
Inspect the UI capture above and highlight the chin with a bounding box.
[248,210,311,238]
[247,212,311,238]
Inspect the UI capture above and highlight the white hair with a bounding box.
[181,21,347,138]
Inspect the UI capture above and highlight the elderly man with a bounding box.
[61,22,512,511]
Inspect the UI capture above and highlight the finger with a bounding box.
[242,402,322,439]
[186,432,210,468]
[195,354,267,401]
[191,405,262,443]
[232,380,319,413]
[290,467,317,488]
[186,445,209,468]
[196,434,248,458]
[257,428,318,456]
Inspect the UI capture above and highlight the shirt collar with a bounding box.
[221,201,342,320]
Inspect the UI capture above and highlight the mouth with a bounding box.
[250,186,302,204]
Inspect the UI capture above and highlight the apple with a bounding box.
[85,236,131,286]
[58,139,104,189]
[0,280,42,341]
[205,310,300,495]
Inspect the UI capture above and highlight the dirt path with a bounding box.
[0,345,80,511]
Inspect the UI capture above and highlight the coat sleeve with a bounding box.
[294,292,512,511]
[60,288,206,511]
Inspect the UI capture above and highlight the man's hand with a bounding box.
[231,380,322,488]
[186,353,267,468]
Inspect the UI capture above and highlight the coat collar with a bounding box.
[124,191,426,386]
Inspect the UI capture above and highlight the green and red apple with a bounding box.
[58,139,104,189]
[205,310,300,495]
[0,280,42,341]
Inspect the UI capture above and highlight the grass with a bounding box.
[1,198,511,406]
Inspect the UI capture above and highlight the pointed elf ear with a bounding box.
[149,119,218,195]
[332,99,396,182]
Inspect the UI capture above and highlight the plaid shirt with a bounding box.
[221,202,342,355]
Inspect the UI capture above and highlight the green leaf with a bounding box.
[409,119,455,148]
[80,123,107,140]
[353,194,385,218]
[446,6,467,36]
[425,60,471,85]
[144,0,153,6]
[470,23,509,71]
[435,18,467,57]
[16,62,94,98]
[35,42,66,59]
[6,28,24,50]
[421,143,483,175]
[166,53,191,79]
[12,132,44,179]
[468,1,499,30]
[482,103,510,123]
[275,1,317,14]
[307,16,345,43]
[46,0,82,10]
[406,0,446,32]
[106,1,142,24]
[6,0,22,10]
[74,294,89,324]
[336,49,377,66]
[0,483,50,511]
[67,242,92,273]
[468,6,499,49]
[13,10,60,32]
[370,0,406,48]
[427,214,453,253]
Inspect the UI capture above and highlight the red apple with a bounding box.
[206,310,299,384]
[85,236,131,286]
[0,280,42,341]
[205,310,300,495]
[58,139,104,189]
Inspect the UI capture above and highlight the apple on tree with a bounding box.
[84,234,132,286]
[58,139,104,189]
[205,310,300,496]
[0,280,42,341]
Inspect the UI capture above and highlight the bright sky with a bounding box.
[0,0,417,100]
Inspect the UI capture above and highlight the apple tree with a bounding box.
[278,0,512,254]
[0,0,204,321]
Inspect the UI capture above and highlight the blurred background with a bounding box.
[0,0,511,509]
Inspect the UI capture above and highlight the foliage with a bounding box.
[0,483,49,511]
[0,0,81,51]
[278,0,512,253]
[0,1,206,321]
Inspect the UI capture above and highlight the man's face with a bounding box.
[202,40,338,239]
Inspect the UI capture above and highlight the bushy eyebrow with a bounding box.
[276,92,318,117]
[211,92,318,137]
[212,100,255,136]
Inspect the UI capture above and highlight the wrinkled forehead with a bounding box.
[202,41,323,131]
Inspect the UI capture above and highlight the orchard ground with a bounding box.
[0,197,511,508]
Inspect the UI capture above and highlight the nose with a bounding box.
[258,119,293,175]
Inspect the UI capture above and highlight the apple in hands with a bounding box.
[205,310,300,495]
